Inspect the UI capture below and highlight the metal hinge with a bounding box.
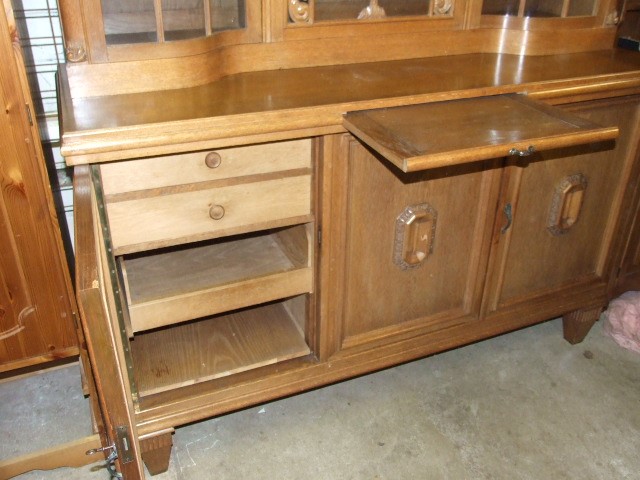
[317,228,322,246]
[25,103,33,126]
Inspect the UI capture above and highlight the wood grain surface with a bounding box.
[123,229,313,332]
[131,300,311,396]
[343,94,619,172]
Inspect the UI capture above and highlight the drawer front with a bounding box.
[100,139,312,195]
[106,174,312,254]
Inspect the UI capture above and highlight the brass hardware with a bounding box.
[86,425,132,478]
[209,204,225,220]
[86,444,115,456]
[508,146,536,157]
[501,203,513,234]
[204,152,222,169]
[91,166,139,402]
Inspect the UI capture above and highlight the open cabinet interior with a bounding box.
[88,137,316,407]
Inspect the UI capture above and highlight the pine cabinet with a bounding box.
[0,6,78,373]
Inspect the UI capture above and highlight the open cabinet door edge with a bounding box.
[74,165,145,479]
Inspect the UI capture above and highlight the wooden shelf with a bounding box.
[130,300,310,396]
[121,227,313,333]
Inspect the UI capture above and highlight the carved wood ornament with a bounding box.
[289,0,312,23]
[394,203,438,270]
[358,0,387,20]
[433,0,453,15]
[548,173,588,236]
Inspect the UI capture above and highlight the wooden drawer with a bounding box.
[100,139,312,195]
[105,174,312,254]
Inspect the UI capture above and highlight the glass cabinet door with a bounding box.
[481,0,597,17]
[295,0,454,24]
[101,0,246,45]
[162,0,206,41]
[101,0,158,44]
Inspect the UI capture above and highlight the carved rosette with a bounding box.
[65,43,87,63]
[433,0,453,16]
[289,0,312,24]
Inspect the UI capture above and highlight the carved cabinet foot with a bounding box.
[562,307,602,344]
[140,430,174,476]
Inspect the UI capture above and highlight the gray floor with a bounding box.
[2,317,639,480]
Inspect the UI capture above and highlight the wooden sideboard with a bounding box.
[56,0,640,477]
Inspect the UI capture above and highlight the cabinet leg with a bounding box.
[140,430,173,476]
[562,307,601,344]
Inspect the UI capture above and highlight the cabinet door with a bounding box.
[484,97,640,315]
[612,135,640,297]
[0,6,78,371]
[74,166,145,479]
[615,209,640,295]
[321,135,500,354]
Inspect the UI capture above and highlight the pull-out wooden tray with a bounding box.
[343,94,619,173]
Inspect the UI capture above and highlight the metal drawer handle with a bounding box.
[209,204,225,220]
[508,146,536,157]
[501,202,513,234]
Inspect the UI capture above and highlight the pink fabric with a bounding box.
[604,291,640,354]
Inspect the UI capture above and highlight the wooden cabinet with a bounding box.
[99,138,316,383]
[324,95,639,356]
[51,0,640,476]
[59,53,640,477]
[0,5,78,373]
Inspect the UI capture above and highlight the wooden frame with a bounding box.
[269,0,469,43]
[471,0,613,29]
[62,0,262,63]
[57,0,620,97]
[74,166,145,478]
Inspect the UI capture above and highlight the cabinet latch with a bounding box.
[86,425,134,464]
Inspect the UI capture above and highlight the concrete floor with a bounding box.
[2,317,639,480]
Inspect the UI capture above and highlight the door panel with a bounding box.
[0,4,77,371]
[74,166,144,478]
[338,136,499,348]
[489,98,640,311]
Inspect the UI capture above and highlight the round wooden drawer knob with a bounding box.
[205,152,222,169]
[209,204,225,220]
